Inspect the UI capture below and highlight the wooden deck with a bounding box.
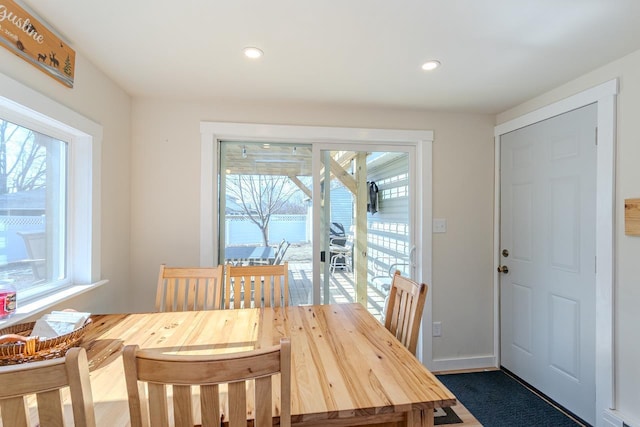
[288,261,388,320]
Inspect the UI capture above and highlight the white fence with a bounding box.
[225,214,309,246]
[0,216,45,263]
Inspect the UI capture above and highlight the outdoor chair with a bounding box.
[384,270,428,355]
[274,238,286,257]
[329,234,353,273]
[155,264,224,312]
[16,231,46,281]
[224,262,289,308]
[0,347,96,427]
[329,222,347,246]
[122,338,291,427]
[253,238,287,265]
[373,261,411,293]
[273,240,290,265]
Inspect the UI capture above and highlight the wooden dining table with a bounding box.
[77,303,456,427]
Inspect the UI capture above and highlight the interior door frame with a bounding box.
[199,122,435,366]
[494,78,617,425]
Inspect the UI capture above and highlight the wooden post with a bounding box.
[354,152,368,306]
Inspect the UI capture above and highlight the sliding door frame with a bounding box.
[200,121,435,366]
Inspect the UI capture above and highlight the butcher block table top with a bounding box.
[76,303,455,426]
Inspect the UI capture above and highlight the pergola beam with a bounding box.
[288,175,312,199]
[328,157,357,194]
[319,152,358,189]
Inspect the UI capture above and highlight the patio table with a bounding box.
[224,245,275,265]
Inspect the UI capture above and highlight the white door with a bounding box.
[499,103,596,424]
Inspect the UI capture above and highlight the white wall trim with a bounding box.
[199,131,216,267]
[492,131,502,370]
[493,78,618,427]
[494,79,618,136]
[432,355,497,373]
[603,409,640,427]
[200,121,434,365]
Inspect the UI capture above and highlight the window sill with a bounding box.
[0,280,109,329]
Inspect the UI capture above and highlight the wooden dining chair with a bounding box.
[384,270,428,355]
[224,262,289,309]
[155,264,224,312]
[122,338,291,427]
[0,347,96,427]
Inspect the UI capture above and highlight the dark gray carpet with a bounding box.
[437,370,588,427]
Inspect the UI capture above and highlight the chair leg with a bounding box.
[330,252,351,273]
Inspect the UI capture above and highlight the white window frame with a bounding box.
[0,73,106,326]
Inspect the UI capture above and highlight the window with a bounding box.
[0,119,67,298]
[0,74,102,314]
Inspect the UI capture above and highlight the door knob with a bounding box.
[497,265,509,274]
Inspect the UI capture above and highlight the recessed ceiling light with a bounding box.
[243,47,263,59]
[421,60,441,71]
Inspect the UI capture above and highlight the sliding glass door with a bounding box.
[315,146,415,320]
[216,140,417,320]
[218,141,314,303]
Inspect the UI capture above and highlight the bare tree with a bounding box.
[0,120,46,194]
[226,175,299,246]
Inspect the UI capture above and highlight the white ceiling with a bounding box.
[19,0,640,114]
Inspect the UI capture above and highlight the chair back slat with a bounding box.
[155,264,224,312]
[255,376,273,426]
[228,381,247,427]
[200,384,220,427]
[123,338,291,427]
[172,385,194,426]
[0,347,96,427]
[37,389,65,424]
[224,262,289,309]
[147,383,169,427]
[384,271,428,355]
[1,397,29,427]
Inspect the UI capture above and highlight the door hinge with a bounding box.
[595,256,597,274]
[595,127,598,146]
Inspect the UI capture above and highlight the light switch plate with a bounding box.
[433,218,447,233]
[432,321,442,337]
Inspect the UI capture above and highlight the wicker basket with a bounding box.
[0,318,91,365]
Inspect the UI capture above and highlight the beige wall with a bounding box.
[4,20,638,422]
[0,49,132,315]
[0,38,498,374]
[497,48,640,424]
[131,99,496,361]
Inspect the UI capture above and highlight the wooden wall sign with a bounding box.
[0,0,75,87]
[624,198,640,236]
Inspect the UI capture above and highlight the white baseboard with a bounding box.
[603,409,639,427]
[602,410,625,427]
[431,355,497,373]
